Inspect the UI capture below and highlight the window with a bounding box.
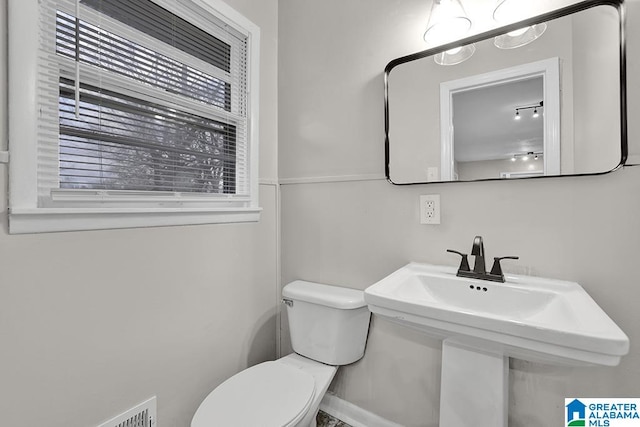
[8,0,261,233]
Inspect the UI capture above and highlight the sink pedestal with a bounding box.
[440,339,508,427]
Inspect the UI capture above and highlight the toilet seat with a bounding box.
[191,361,316,427]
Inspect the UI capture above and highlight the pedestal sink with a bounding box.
[364,263,629,427]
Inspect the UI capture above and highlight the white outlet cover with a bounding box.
[420,194,441,225]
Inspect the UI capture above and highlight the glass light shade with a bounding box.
[494,23,547,49]
[507,27,529,37]
[424,0,472,45]
[493,0,535,23]
[433,43,476,66]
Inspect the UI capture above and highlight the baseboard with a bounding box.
[319,392,404,427]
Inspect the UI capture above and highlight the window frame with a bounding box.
[7,0,261,234]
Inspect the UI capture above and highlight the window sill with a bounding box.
[9,207,262,234]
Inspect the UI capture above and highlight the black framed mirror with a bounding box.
[384,0,626,184]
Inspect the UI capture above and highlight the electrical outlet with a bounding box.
[420,194,440,224]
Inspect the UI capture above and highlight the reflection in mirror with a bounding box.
[453,77,544,180]
[386,3,624,184]
[441,57,560,180]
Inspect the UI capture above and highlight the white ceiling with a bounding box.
[452,77,544,162]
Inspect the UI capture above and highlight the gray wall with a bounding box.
[279,0,640,426]
[0,0,279,426]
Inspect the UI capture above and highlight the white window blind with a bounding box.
[9,0,260,232]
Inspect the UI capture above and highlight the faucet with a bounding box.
[471,236,485,275]
[447,235,519,283]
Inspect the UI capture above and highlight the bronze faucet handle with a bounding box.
[489,256,520,277]
[447,249,471,273]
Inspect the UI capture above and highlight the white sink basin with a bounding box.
[365,262,629,366]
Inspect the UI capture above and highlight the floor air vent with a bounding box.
[97,396,157,427]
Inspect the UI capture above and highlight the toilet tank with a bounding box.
[282,280,371,366]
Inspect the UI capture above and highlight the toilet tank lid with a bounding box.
[283,280,367,309]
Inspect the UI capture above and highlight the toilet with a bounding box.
[191,280,371,427]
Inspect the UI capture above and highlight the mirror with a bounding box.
[385,1,626,184]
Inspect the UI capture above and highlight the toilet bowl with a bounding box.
[191,353,336,427]
[191,280,371,427]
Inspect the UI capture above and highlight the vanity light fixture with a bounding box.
[424,0,475,65]
[493,0,547,49]
[514,101,543,119]
[511,151,542,162]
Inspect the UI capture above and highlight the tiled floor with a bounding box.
[316,410,353,427]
